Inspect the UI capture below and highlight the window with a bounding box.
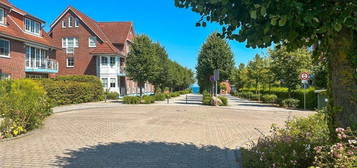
[0,8,5,25]
[101,78,108,88]
[88,36,96,47]
[62,37,79,53]
[0,39,10,57]
[110,78,116,88]
[101,56,108,66]
[62,20,66,28]
[66,57,74,67]
[0,73,10,80]
[24,18,40,35]
[75,18,79,27]
[68,16,73,27]
[110,57,116,66]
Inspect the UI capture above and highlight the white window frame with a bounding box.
[62,20,66,28]
[101,78,108,88]
[88,36,96,47]
[66,57,74,67]
[0,8,5,25]
[62,37,79,49]
[68,16,73,27]
[75,18,79,27]
[0,38,10,58]
[101,56,108,66]
[24,18,40,36]
[110,56,116,66]
[110,78,116,88]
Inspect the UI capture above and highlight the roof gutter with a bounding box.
[0,32,60,50]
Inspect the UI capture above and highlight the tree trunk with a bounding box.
[328,28,357,131]
[139,82,144,97]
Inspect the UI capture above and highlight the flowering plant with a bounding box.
[311,128,356,168]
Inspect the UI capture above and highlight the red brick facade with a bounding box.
[0,0,57,79]
[0,39,25,79]
[49,11,98,76]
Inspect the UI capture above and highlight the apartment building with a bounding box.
[49,6,154,96]
[0,0,58,79]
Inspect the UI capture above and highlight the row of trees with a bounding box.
[196,33,235,93]
[175,0,356,131]
[231,47,327,95]
[125,35,195,96]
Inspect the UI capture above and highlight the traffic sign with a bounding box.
[214,69,220,81]
[209,75,215,82]
[300,72,310,80]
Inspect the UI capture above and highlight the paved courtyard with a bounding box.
[0,97,313,168]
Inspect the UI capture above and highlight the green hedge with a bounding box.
[105,92,119,100]
[240,87,317,109]
[123,96,141,104]
[37,75,104,106]
[0,79,52,138]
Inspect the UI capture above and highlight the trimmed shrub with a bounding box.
[142,96,156,104]
[170,92,180,97]
[251,94,260,101]
[202,91,212,105]
[241,91,254,99]
[241,113,330,168]
[0,79,52,139]
[123,96,141,104]
[218,96,228,106]
[262,94,278,104]
[282,98,300,108]
[37,75,104,106]
[154,93,166,101]
[241,87,317,109]
[105,92,119,100]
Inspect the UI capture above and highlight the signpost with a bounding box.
[300,72,310,110]
[214,70,220,96]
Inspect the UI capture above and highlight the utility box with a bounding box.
[314,90,328,110]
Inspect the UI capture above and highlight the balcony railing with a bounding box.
[25,59,59,73]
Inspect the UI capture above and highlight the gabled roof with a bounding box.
[0,0,55,48]
[98,22,132,44]
[50,6,134,55]
[0,0,45,23]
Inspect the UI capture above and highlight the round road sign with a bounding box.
[300,72,310,80]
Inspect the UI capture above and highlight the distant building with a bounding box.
[0,0,58,79]
[220,80,231,94]
[49,6,154,96]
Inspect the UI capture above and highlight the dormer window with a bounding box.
[75,18,79,27]
[68,16,73,27]
[88,36,96,47]
[0,8,5,25]
[62,20,66,28]
[24,18,40,36]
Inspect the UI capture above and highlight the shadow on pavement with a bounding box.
[54,141,236,168]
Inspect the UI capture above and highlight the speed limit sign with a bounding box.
[300,72,310,80]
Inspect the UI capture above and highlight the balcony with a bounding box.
[25,59,59,73]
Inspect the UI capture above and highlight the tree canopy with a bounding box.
[175,0,357,130]
[196,33,235,93]
[126,35,195,95]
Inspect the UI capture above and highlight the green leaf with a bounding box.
[260,7,266,16]
[334,23,342,32]
[271,18,278,26]
[250,10,257,19]
[279,16,288,26]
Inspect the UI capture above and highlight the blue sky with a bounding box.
[12,0,266,70]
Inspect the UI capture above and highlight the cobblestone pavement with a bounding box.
[0,105,314,168]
